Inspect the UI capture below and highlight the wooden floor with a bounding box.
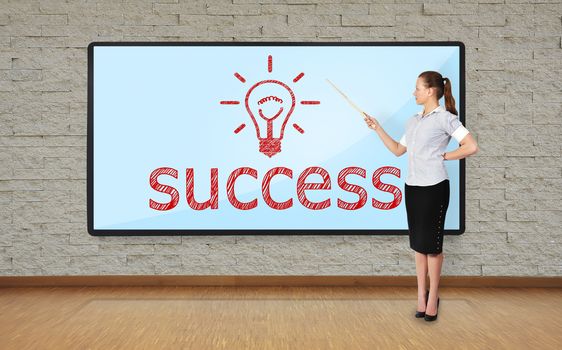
[1,286,561,349]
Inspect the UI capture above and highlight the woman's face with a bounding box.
[413,77,432,105]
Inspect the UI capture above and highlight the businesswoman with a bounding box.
[363,71,478,322]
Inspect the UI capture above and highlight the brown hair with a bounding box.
[418,71,458,116]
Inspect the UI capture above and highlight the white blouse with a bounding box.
[399,105,470,186]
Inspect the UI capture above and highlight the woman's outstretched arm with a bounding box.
[363,113,407,157]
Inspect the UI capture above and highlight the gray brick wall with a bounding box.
[0,0,561,277]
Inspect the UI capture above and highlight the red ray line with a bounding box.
[234,123,246,134]
[293,72,305,83]
[293,123,305,134]
[220,101,240,105]
[234,72,246,83]
[300,101,320,105]
[268,55,272,73]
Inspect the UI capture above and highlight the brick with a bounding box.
[153,2,207,15]
[9,69,43,81]
[0,37,11,49]
[508,232,561,244]
[154,243,210,255]
[12,168,72,180]
[69,255,126,268]
[0,55,12,70]
[39,0,95,14]
[235,14,287,26]
[451,254,511,266]
[9,14,67,25]
[482,265,538,276]
[460,14,506,27]
[152,25,206,37]
[467,188,506,201]
[318,264,372,274]
[318,26,372,38]
[206,4,260,16]
[0,23,42,36]
[98,244,155,256]
[67,13,124,26]
[506,187,560,200]
[535,210,562,225]
[342,14,394,27]
[0,191,12,204]
[477,4,534,15]
[0,13,9,25]
[536,200,562,211]
[0,136,43,146]
[532,91,562,104]
[539,265,562,275]
[179,15,234,27]
[12,201,69,224]
[261,25,319,37]
[370,4,422,16]
[127,254,181,267]
[423,4,477,15]
[13,120,69,137]
[0,257,13,269]
[316,4,369,15]
[505,168,561,179]
[443,265,483,276]
[13,255,71,269]
[40,24,97,37]
[261,4,315,15]
[529,3,562,16]
[12,190,69,203]
[289,14,339,27]
[123,13,179,26]
[11,37,67,48]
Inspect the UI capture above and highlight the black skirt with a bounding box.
[404,179,450,254]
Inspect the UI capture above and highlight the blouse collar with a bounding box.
[417,105,444,119]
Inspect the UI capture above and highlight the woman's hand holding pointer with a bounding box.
[362,112,406,157]
[363,112,380,131]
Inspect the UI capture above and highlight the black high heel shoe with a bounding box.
[424,297,440,322]
[415,290,429,318]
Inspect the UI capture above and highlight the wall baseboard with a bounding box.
[1,275,561,288]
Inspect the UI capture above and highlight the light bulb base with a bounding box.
[259,138,281,158]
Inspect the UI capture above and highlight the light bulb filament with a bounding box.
[257,95,283,105]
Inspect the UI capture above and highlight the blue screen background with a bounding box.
[93,45,461,230]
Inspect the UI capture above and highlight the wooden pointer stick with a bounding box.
[326,79,368,119]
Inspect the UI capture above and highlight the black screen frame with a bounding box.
[87,41,465,237]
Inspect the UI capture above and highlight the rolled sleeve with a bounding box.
[444,113,469,143]
[399,134,407,147]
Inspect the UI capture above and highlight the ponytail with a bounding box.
[442,77,458,116]
[418,71,458,116]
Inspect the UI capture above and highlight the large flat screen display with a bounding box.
[88,42,465,236]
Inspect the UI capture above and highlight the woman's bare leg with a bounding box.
[415,251,428,312]
[426,252,444,315]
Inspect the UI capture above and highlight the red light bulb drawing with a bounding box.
[220,55,320,158]
[245,79,295,157]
